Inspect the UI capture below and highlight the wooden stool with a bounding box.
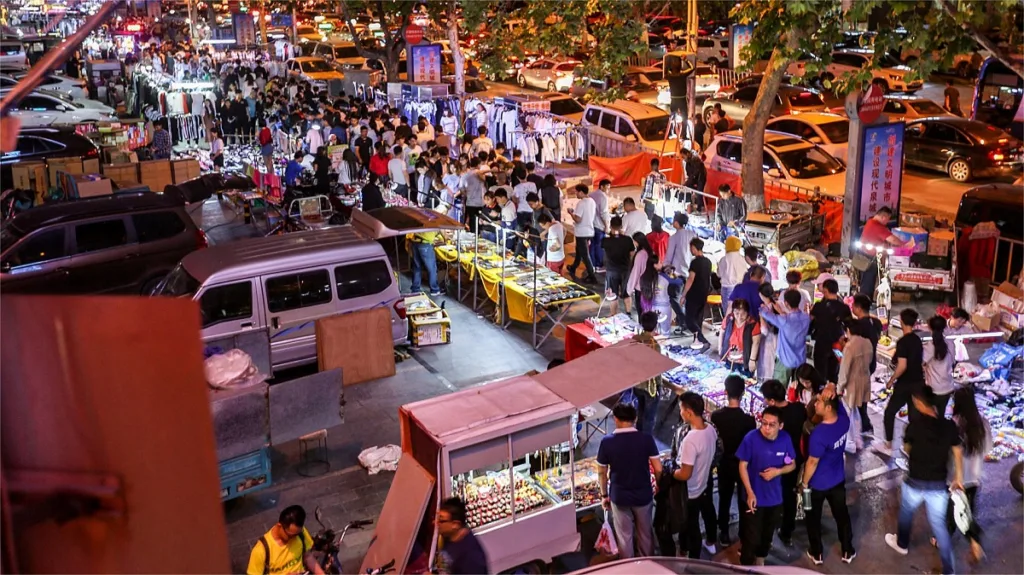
[298,429,330,477]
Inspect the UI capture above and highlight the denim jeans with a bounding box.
[590,229,606,268]
[899,479,954,575]
[720,285,735,309]
[610,501,655,559]
[410,242,439,293]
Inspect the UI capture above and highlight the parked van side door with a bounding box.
[332,257,405,342]
[197,280,260,342]
[1,225,73,293]
[263,267,336,368]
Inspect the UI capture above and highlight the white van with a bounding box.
[582,100,678,157]
[153,207,462,371]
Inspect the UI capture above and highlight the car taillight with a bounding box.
[85,147,99,158]
[195,228,209,249]
[393,299,407,320]
[989,150,1005,161]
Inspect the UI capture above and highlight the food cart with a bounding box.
[745,199,825,254]
[360,344,677,575]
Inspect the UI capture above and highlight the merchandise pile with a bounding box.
[536,458,601,509]
[662,345,736,397]
[584,313,641,344]
[456,473,551,529]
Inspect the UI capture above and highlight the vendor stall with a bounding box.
[361,344,676,575]
[564,314,641,361]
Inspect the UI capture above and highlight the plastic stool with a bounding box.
[706,294,724,334]
[297,429,330,477]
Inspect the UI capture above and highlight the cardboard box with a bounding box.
[68,174,113,198]
[1000,310,1024,330]
[11,162,46,190]
[890,255,911,268]
[900,212,936,231]
[139,159,173,193]
[927,229,954,257]
[102,163,140,185]
[991,281,1024,313]
[47,157,83,186]
[171,159,201,183]
[83,157,100,174]
[893,226,929,254]
[972,312,999,332]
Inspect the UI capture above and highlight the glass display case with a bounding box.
[451,462,557,530]
[534,456,602,510]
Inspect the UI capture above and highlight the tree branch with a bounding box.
[339,0,385,62]
[934,0,1023,79]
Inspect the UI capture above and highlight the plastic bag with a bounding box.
[979,343,1023,369]
[358,445,401,475]
[204,349,268,390]
[954,339,970,363]
[595,519,619,557]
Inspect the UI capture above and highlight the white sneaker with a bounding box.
[703,541,717,555]
[885,533,908,555]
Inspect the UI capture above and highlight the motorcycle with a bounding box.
[310,507,374,574]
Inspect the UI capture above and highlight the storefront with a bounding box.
[360,344,676,574]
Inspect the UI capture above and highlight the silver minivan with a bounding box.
[154,207,462,371]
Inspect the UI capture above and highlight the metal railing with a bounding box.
[717,68,752,89]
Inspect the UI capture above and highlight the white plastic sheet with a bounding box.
[358,444,401,475]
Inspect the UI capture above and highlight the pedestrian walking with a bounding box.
[436,497,490,574]
[566,184,598,284]
[680,237,713,351]
[672,392,720,558]
[938,386,991,564]
[851,294,882,435]
[596,403,663,559]
[801,384,857,565]
[809,278,850,383]
[837,318,873,450]
[923,315,955,415]
[737,406,797,566]
[885,386,965,575]
[878,308,925,455]
[710,375,757,546]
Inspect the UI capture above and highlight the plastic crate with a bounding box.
[218,447,272,500]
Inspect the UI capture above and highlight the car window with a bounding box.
[199,282,253,328]
[265,269,333,312]
[733,87,759,101]
[925,123,965,143]
[818,120,850,144]
[40,76,61,86]
[548,98,583,116]
[554,63,577,72]
[132,211,186,244]
[906,122,925,137]
[19,96,58,111]
[717,140,742,162]
[909,100,946,116]
[585,107,601,124]
[776,146,845,178]
[763,150,780,172]
[883,100,907,114]
[615,117,635,137]
[14,135,45,155]
[74,219,129,254]
[5,227,66,267]
[0,77,15,87]
[698,39,713,48]
[600,112,618,132]
[335,260,392,300]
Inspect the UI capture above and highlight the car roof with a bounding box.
[716,129,810,150]
[595,99,668,120]
[776,84,820,95]
[7,193,185,236]
[833,48,872,56]
[181,226,383,285]
[320,38,356,47]
[770,112,847,125]
[907,116,985,127]
[961,183,1022,205]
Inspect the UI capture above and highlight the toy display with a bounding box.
[536,457,602,509]
[455,471,553,529]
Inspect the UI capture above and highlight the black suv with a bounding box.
[1,193,208,294]
[1,127,100,189]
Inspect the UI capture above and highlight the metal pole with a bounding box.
[500,226,507,327]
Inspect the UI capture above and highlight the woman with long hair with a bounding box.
[646,215,670,263]
[338,148,359,186]
[627,232,654,317]
[933,386,991,563]
[639,255,673,334]
[924,315,955,415]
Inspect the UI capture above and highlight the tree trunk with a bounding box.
[739,32,801,213]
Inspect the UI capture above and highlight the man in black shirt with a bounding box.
[880,308,925,454]
[885,386,963,575]
[711,375,757,545]
[809,279,850,383]
[602,216,635,315]
[761,379,807,547]
[394,116,414,142]
[682,237,712,351]
[526,162,545,189]
[852,294,882,435]
[437,497,490,574]
[353,126,374,170]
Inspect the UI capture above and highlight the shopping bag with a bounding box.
[954,339,970,363]
[594,518,619,557]
[950,488,973,535]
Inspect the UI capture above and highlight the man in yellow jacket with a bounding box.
[247,506,324,575]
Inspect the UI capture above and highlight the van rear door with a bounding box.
[350,206,464,239]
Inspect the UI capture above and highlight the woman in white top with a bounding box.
[338,149,359,186]
[440,109,458,137]
[923,315,955,415]
[940,386,992,563]
[627,232,654,314]
[538,213,565,273]
[716,236,748,304]
[209,129,225,171]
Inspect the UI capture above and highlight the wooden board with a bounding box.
[316,308,396,386]
[138,159,173,193]
[1,296,230,573]
[101,163,140,185]
[359,453,435,575]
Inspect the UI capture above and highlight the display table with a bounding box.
[564,314,643,361]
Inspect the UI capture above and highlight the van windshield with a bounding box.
[153,263,201,296]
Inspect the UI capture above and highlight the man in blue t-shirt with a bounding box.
[597,403,663,558]
[736,405,797,566]
[801,385,856,565]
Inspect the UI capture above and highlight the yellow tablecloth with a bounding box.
[434,242,599,323]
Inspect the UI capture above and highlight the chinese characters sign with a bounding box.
[730,24,753,69]
[858,122,905,224]
[409,44,442,84]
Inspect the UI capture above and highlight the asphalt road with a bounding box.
[482,75,997,220]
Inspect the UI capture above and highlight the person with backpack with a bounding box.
[672,392,721,558]
[246,505,323,574]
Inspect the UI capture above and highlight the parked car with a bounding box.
[823,50,922,93]
[0,88,116,127]
[11,71,88,99]
[904,117,1022,182]
[1,193,207,295]
[881,95,953,122]
[535,92,586,123]
[152,208,462,371]
[693,64,722,96]
[583,100,676,156]
[572,66,666,108]
[647,15,684,37]
[766,113,851,162]
[704,130,847,197]
[286,57,345,89]
[696,35,729,66]
[295,25,324,43]
[0,39,27,70]
[517,58,580,92]
[306,39,365,71]
[754,52,819,78]
[1,127,101,189]
[701,84,827,125]
[712,73,792,99]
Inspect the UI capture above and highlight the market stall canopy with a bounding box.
[533,342,679,408]
[351,206,464,240]
[401,375,574,448]
[358,453,435,575]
